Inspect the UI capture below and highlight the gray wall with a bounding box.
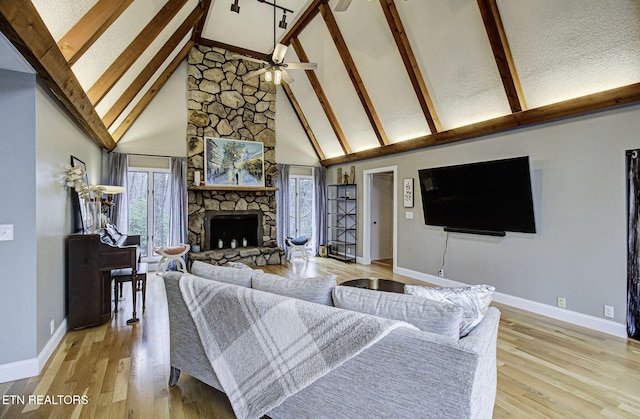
[0,69,37,363]
[333,103,640,324]
[34,82,101,354]
[0,69,101,370]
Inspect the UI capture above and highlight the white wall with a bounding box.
[275,85,320,167]
[333,103,640,326]
[114,61,188,157]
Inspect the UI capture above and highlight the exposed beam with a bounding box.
[477,0,526,112]
[319,3,389,146]
[321,83,640,166]
[280,0,324,46]
[112,41,194,143]
[87,0,189,106]
[291,36,352,155]
[0,0,116,150]
[192,0,211,41]
[280,82,326,161]
[196,38,268,62]
[103,6,202,128]
[379,0,441,134]
[57,0,134,66]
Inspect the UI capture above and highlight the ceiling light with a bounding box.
[279,12,288,29]
[264,70,273,82]
[231,0,240,13]
[273,69,282,85]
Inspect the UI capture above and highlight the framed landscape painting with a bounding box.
[204,137,265,187]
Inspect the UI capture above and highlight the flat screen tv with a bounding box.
[417,156,536,236]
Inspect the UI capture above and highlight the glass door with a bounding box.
[127,169,171,260]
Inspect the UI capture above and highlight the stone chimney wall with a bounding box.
[186,45,279,255]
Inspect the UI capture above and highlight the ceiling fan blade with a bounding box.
[272,43,289,64]
[244,67,269,81]
[285,62,318,70]
[231,54,269,65]
[281,69,295,84]
[334,0,352,12]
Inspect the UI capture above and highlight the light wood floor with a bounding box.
[2,257,640,418]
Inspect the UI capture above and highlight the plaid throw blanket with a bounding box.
[179,274,414,419]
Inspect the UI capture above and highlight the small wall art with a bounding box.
[403,178,414,208]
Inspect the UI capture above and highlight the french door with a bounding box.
[127,169,171,259]
[289,175,314,248]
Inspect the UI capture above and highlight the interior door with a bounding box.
[371,172,393,261]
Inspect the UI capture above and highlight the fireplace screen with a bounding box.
[205,210,262,250]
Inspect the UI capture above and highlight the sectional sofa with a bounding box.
[163,262,500,418]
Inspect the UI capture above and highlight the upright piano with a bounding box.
[66,230,140,329]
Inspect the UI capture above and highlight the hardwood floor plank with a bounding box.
[2,257,639,418]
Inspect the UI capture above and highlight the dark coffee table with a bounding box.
[340,278,405,294]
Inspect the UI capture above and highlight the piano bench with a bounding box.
[112,262,148,325]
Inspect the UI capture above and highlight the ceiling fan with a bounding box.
[235,43,317,85]
[232,0,317,84]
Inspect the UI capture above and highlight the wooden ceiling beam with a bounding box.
[379,0,441,134]
[281,82,326,161]
[0,0,116,150]
[477,0,526,112]
[57,0,134,66]
[291,36,352,155]
[319,3,389,146]
[103,6,202,128]
[112,41,194,143]
[196,38,268,61]
[280,0,324,46]
[320,83,640,166]
[87,0,189,106]
[192,0,211,41]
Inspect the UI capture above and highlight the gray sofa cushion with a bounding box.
[332,286,464,338]
[404,284,495,337]
[190,260,254,288]
[251,272,337,306]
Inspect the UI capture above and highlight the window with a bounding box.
[289,176,314,244]
[127,169,171,259]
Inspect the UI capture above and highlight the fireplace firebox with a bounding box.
[204,210,263,250]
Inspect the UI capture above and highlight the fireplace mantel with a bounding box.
[190,186,278,192]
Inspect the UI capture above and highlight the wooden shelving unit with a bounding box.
[327,183,357,263]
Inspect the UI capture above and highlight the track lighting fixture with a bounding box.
[230,0,240,13]
[278,12,288,29]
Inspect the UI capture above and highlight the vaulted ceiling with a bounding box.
[1,0,639,166]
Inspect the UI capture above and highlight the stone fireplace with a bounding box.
[185,45,284,266]
[204,209,263,250]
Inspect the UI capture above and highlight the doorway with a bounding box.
[363,166,397,268]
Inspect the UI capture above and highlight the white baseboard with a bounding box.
[394,266,628,339]
[0,318,67,383]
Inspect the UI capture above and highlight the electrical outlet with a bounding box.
[604,305,614,319]
[50,319,55,335]
[557,297,566,309]
[438,269,444,277]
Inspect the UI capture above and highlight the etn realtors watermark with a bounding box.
[2,394,88,405]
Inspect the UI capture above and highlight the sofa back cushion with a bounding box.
[332,286,463,338]
[404,284,495,337]
[190,260,254,288]
[252,272,337,306]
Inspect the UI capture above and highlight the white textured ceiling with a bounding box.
[10,0,640,162]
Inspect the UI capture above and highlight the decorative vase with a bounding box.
[85,200,101,233]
